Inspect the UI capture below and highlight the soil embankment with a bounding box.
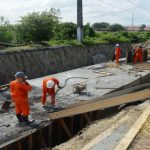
[0,43,131,84]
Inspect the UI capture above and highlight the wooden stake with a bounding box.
[84,113,90,124]
[59,119,72,138]
[38,130,47,148]
[16,141,22,150]
[28,134,33,150]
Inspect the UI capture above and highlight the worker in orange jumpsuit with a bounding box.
[10,72,32,124]
[41,77,61,107]
[115,44,121,64]
[133,46,143,64]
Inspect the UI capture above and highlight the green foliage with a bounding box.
[84,23,95,37]
[16,8,60,43]
[92,22,110,31]
[108,24,125,31]
[54,22,77,40]
[139,24,146,31]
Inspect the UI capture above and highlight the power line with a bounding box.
[126,0,150,13]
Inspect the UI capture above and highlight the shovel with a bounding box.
[1,100,12,112]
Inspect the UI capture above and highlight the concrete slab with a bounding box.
[0,62,150,146]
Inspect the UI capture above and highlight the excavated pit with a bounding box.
[0,62,150,150]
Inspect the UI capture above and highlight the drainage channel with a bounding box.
[0,107,122,150]
[0,74,150,150]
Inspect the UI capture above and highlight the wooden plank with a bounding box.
[84,114,90,124]
[59,119,72,138]
[68,83,150,109]
[28,135,33,150]
[17,141,22,150]
[69,117,74,135]
[2,146,8,150]
[114,105,150,150]
[81,115,129,150]
[38,130,47,148]
[48,125,52,147]
[0,129,37,149]
[49,89,150,120]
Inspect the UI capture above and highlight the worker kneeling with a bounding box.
[10,72,32,125]
[42,78,61,107]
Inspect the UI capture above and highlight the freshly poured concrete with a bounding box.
[0,62,150,146]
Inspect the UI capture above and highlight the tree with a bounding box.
[16,8,60,43]
[92,22,110,31]
[0,16,14,43]
[108,24,125,31]
[54,22,77,40]
[84,23,95,37]
[139,24,146,31]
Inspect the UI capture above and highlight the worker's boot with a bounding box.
[22,116,34,125]
[16,114,24,123]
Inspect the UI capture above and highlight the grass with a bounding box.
[1,31,150,50]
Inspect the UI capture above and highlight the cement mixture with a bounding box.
[0,62,150,146]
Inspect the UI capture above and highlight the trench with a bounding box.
[0,43,131,84]
[0,72,149,150]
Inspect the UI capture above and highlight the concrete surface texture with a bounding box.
[0,62,149,146]
[0,43,131,84]
[53,101,150,150]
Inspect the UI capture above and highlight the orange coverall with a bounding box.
[133,48,143,64]
[42,78,59,105]
[10,80,32,116]
[115,47,121,64]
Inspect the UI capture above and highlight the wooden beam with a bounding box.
[81,115,129,150]
[48,125,52,147]
[84,114,90,124]
[59,119,72,138]
[114,105,150,150]
[49,89,150,120]
[2,146,8,150]
[68,82,150,109]
[38,130,47,148]
[28,134,33,150]
[16,141,22,150]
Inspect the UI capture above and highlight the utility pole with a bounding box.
[77,0,83,43]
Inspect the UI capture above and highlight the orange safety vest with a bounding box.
[42,78,59,104]
[10,80,32,103]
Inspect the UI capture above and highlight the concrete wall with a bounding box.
[0,43,131,84]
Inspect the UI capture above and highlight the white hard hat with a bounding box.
[46,80,55,88]
[116,44,119,47]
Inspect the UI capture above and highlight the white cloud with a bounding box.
[0,0,150,25]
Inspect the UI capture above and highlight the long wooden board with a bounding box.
[49,89,150,120]
[68,83,150,108]
[114,105,150,150]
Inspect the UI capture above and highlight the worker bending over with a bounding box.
[115,44,121,64]
[133,46,143,64]
[10,72,32,125]
[42,77,61,107]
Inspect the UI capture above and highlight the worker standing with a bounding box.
[41,77,61,107]
[133,46,143,64]
[115,44,121,64]
[10,72,32,125]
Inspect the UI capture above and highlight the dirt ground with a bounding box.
[129,116,150,150]
[53,101,150,150]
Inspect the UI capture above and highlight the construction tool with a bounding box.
[73,83,87,94]
[55,77,88,95]
[1,100,12,112]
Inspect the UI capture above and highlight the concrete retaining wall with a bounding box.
[0,43,131,84]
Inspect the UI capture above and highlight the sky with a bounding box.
[0,0,150,26]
